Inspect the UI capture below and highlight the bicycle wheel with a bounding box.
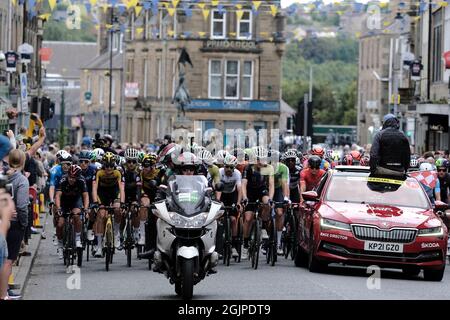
[77,248,83,267]
[126,220,132,267]
[251,219,261,270]
[223,216,231,266]
[105,247,111,272]
[290,214,298,261]
[105,219,113,271]
[236,215,243,263]
[271,218,277,266]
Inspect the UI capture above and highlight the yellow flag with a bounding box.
[440,2,448,7]
[197,3,205,10]
[48,0,57,11]
[135,5,142,16]
[252,1,262,11]
[12,0,16,5]
[102,4,109,13]
[202,8,210,20]
[212,0,219,6]
[172,0,180,8]
[270,5,278,16]
[379,2,388,8]
[106,24,113,29]
[89,0,97,6]
[39,13,51,20]
[236,4,242,10]
[136,27,144,36]
[198,31,206,38]
[126,0,138,9]
[167,8,176,16]
[236,9,244,21]
[167,30,175,37]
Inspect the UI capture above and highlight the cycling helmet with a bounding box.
[79,150,92,161]
[350,150,361,161]
[410,157,419,168]
[158,143,177,164]
[68,165,82,178]
[92,148,105,162]
[177,152,200,166]
[436,158,449,169]
[251,146,268,160]
[124,148,139,161]
[331,151,341,162]
[308,155,321,169]
[137,151,146,163]
[343,154,353,165]
[283,149,298,160]
[56,150,70,162]
[419,162,433,171]
[142,153,157,167]
[215,150,229,165]
[103,134,114,144]
[326,149,333,159]
[311,146,325,158]
[197,149,215,166]
[60,152,73,163]
[223,154,238,167]
[359,155,370,166]
[268,149,281,162]
[103,152,116,166]
[115,155,125,166]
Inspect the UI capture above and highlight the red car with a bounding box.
[295,166,449,281]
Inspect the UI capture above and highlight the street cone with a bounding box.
[39,193,45,213]
[8,274,20,289]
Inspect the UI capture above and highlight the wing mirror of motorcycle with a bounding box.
[205,187,213,197]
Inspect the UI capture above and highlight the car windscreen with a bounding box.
[325,175,430,209]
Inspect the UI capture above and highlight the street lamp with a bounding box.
[108,11,119,135]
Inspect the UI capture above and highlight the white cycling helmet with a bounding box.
[177,152,200,166]
[124,148,139,160]
[197,149,215,166]
[92,148,105,162]
[56,150,69,161]
[223,154,238,167]
[215,150,229,165]
[60,151,72,163]
[419,162,433,171]
[283,149,298,161]
[251,146,268,160]
[410,158,419,168]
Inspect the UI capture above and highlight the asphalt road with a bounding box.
[24,221,450,300]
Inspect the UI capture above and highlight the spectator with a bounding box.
[437,159,450,204]
[369,114,410,176]
[0,192,15,285]
[0,149,30,300]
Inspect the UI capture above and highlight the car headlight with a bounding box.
[320,218,351,231]
[168,212,208,228]
[418,226,444,237]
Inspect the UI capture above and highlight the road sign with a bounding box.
[390,94,400,104]
[125,82,139,98]
[84,91,92,101]
[18,43,34,64]
[20,73,28,113]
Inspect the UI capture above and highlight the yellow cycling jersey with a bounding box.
[95,169,122,189]
[141,168,161,190]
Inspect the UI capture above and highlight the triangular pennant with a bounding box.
[211,0,219,6]
[85,3,91,13]
[167,7,176,16]
[12,0,16,5]
[252,1,261,11]
[48,0,56,11]
[236,9,244,21]
[102,4,109,13]
[135,5,142,16]
[235,4,242,10]
[109,0,118,6]
[167,30,175,37]
[89,0,97,6]
[136,27,144,36]
[39,13,51,20]
[202,8,210,20]
[143,2,151,10]
[270,5,278,16]
[198,31,206,38]
[197,3,205,10]
[172,0,180,8]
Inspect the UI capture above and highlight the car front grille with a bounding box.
[352,225,417,243]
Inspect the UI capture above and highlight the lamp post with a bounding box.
[108,11,119,135]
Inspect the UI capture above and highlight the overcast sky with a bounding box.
[280,0,389,8]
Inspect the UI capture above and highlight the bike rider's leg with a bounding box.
[113,200,122,249]
[242,210,254,259]
[72,208,82,248]
[87,208,95,241]
[275,207,284,255]
[94,207,106,256]
[260,195,271,240]
[56,214,65,259]
[138,197,150,246]
[230,214,239,257]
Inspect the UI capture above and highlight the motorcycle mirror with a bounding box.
[205,187,213,196]
[158,184,168,194]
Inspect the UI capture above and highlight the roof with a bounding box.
[83,51,123,70]
[280,99,296,115]
[42,41,97,79]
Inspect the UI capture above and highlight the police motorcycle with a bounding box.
[151,175,223,299]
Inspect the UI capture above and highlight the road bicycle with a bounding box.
[123,202,140,267]
[263,204,278,267]
[61,210,83,270]
[101,206,117,272]
[222,204,238,266]
[281,203,300,260]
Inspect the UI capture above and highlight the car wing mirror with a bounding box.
[434,200,449,213]
[302,191,319,202]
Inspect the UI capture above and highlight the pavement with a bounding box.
[22,217,450,300]
[10,210,48,298]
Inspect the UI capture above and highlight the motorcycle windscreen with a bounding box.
[168,175,208,217]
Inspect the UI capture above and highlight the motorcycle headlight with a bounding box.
[418,226,443,237]
[167,212,209,228]
[320,218,351,231]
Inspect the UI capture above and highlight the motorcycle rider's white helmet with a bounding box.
[419,162,433,171]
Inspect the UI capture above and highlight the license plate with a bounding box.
[364,241,403,253]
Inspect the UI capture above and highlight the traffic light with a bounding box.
[294,99,313,137]
[31,96,38,114]
[40,96,54,121]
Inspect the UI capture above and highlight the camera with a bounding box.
[0,173,14,199]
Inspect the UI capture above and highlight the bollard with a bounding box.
[39,193,45,213]
[8,274,20,290]
[34,196,42,229]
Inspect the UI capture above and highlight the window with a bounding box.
[144,59,148,97]
[209,60,222,98]
[111,76,116,105]
[211,10,226,39]
[99,76,104,104]
[225,61,239,99]
[126,58,134,82]
[171,59,176,97]
[157,58,162,98]
[432,9,443,82]
[242,61,253,99]
[237,10,252,39]
[87,75,91,92]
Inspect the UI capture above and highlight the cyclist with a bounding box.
[91,152,125,256]
[436,159,450,204]
[78,150,97,241]
[300,155,326,200]
[283,149,302,205]
[197,149,220,189]
[304,146,330,171]
[241,146,274,260]
[122,148,143,245]
[91,148,105,170]
[350,150,362,165]
[55,165,89,259]
[270,150,290,255]
[157,143,178,185]
[216,154,243,258]
[215,150,230,169]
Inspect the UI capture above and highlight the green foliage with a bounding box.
[43,20,96,42]
[282,36,358,126]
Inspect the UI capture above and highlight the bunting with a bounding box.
[48,0,56,11]
[252,1,262,11]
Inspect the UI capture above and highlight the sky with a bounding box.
[281,0,389,8]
